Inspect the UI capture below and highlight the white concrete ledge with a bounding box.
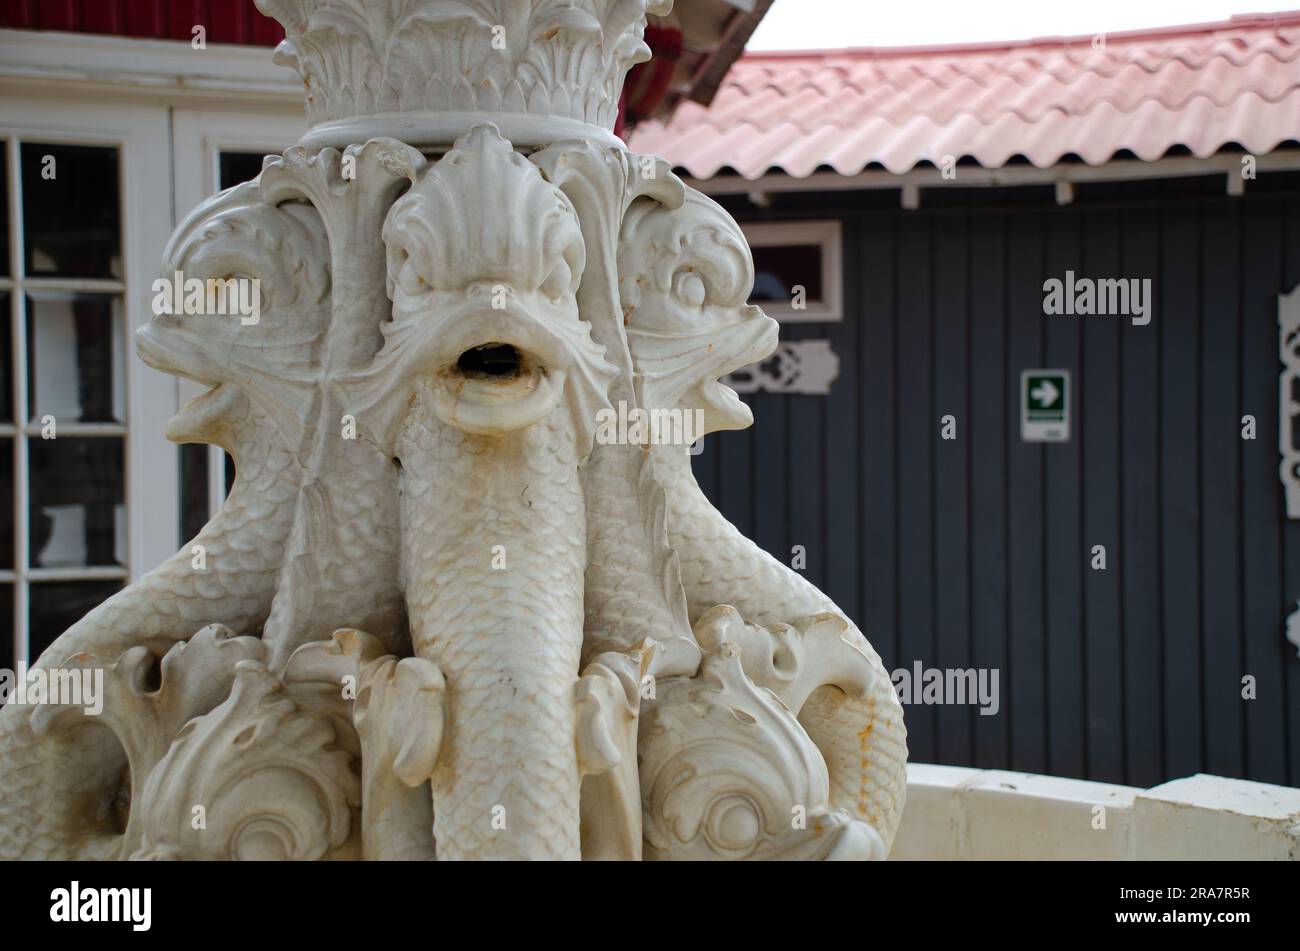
[890,764,1300,860]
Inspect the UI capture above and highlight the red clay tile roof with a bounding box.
[627,12,1300,179]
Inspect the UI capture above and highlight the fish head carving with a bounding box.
[618,187,778,435]
[369,124,615,450]
[137,179,331,443]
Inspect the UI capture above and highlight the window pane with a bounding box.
[0,585,11,696]
[179,443,208,544]
[26,292,125,423]
[0,144,9,277]
[0,292,10,422]
[28,580,121,663]
[750,244,824,303]
[29,437,125,568]
[0,438,11,570]
[21,143,121,280]
[219,151,265,191]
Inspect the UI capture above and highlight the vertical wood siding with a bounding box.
[703,184,1300,787]
[0,0,282,45]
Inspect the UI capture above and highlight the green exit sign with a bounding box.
[1021,370,1070,443]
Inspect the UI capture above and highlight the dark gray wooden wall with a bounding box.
[696,175,1300,789]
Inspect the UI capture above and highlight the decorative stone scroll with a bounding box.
[0,0,906,861]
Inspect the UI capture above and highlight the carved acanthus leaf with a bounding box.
[257,0,672,146]
[576,640,658,860]
[259,139,426,369]
[639,627,885,861]
[30,624,267,858]
[351,653,444,860]
[354,655,445,786]
[130,660,361,861]
[692,605,877,715]
[531,142,684,394]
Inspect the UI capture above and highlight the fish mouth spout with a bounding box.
[425,308,573,437]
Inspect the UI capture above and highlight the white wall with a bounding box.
[891,764,1300,860]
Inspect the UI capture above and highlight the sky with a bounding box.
[747,0,1300,50]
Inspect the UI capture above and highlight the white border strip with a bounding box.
[0,29,300,103]
[689,153,1300,198]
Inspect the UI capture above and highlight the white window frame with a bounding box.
[0,28,304,663]
[0,95,174,663]
[740,219,843,323]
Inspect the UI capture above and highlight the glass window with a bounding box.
[0,439,11,571]
[0,146,8,278]
[179,443,209,544]
[1,141,128,665]
[0,292,11,423]
[0,585,11,697]
[219,151,265,190]
[26,292,125,424]
[29,437,125,569]
[28,580,122,663]
[740,220,842,323]
[21,143,121,280]
[751,244,824,303]
[218,152,261,498]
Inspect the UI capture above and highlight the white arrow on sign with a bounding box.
[1021,369,1069,443]
[1031,379,1059,407]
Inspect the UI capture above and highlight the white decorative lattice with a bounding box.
[1279,286,1300,518]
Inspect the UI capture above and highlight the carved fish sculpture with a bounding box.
[0,127,907,862]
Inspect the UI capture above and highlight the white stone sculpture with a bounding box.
[0,0,906,861]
